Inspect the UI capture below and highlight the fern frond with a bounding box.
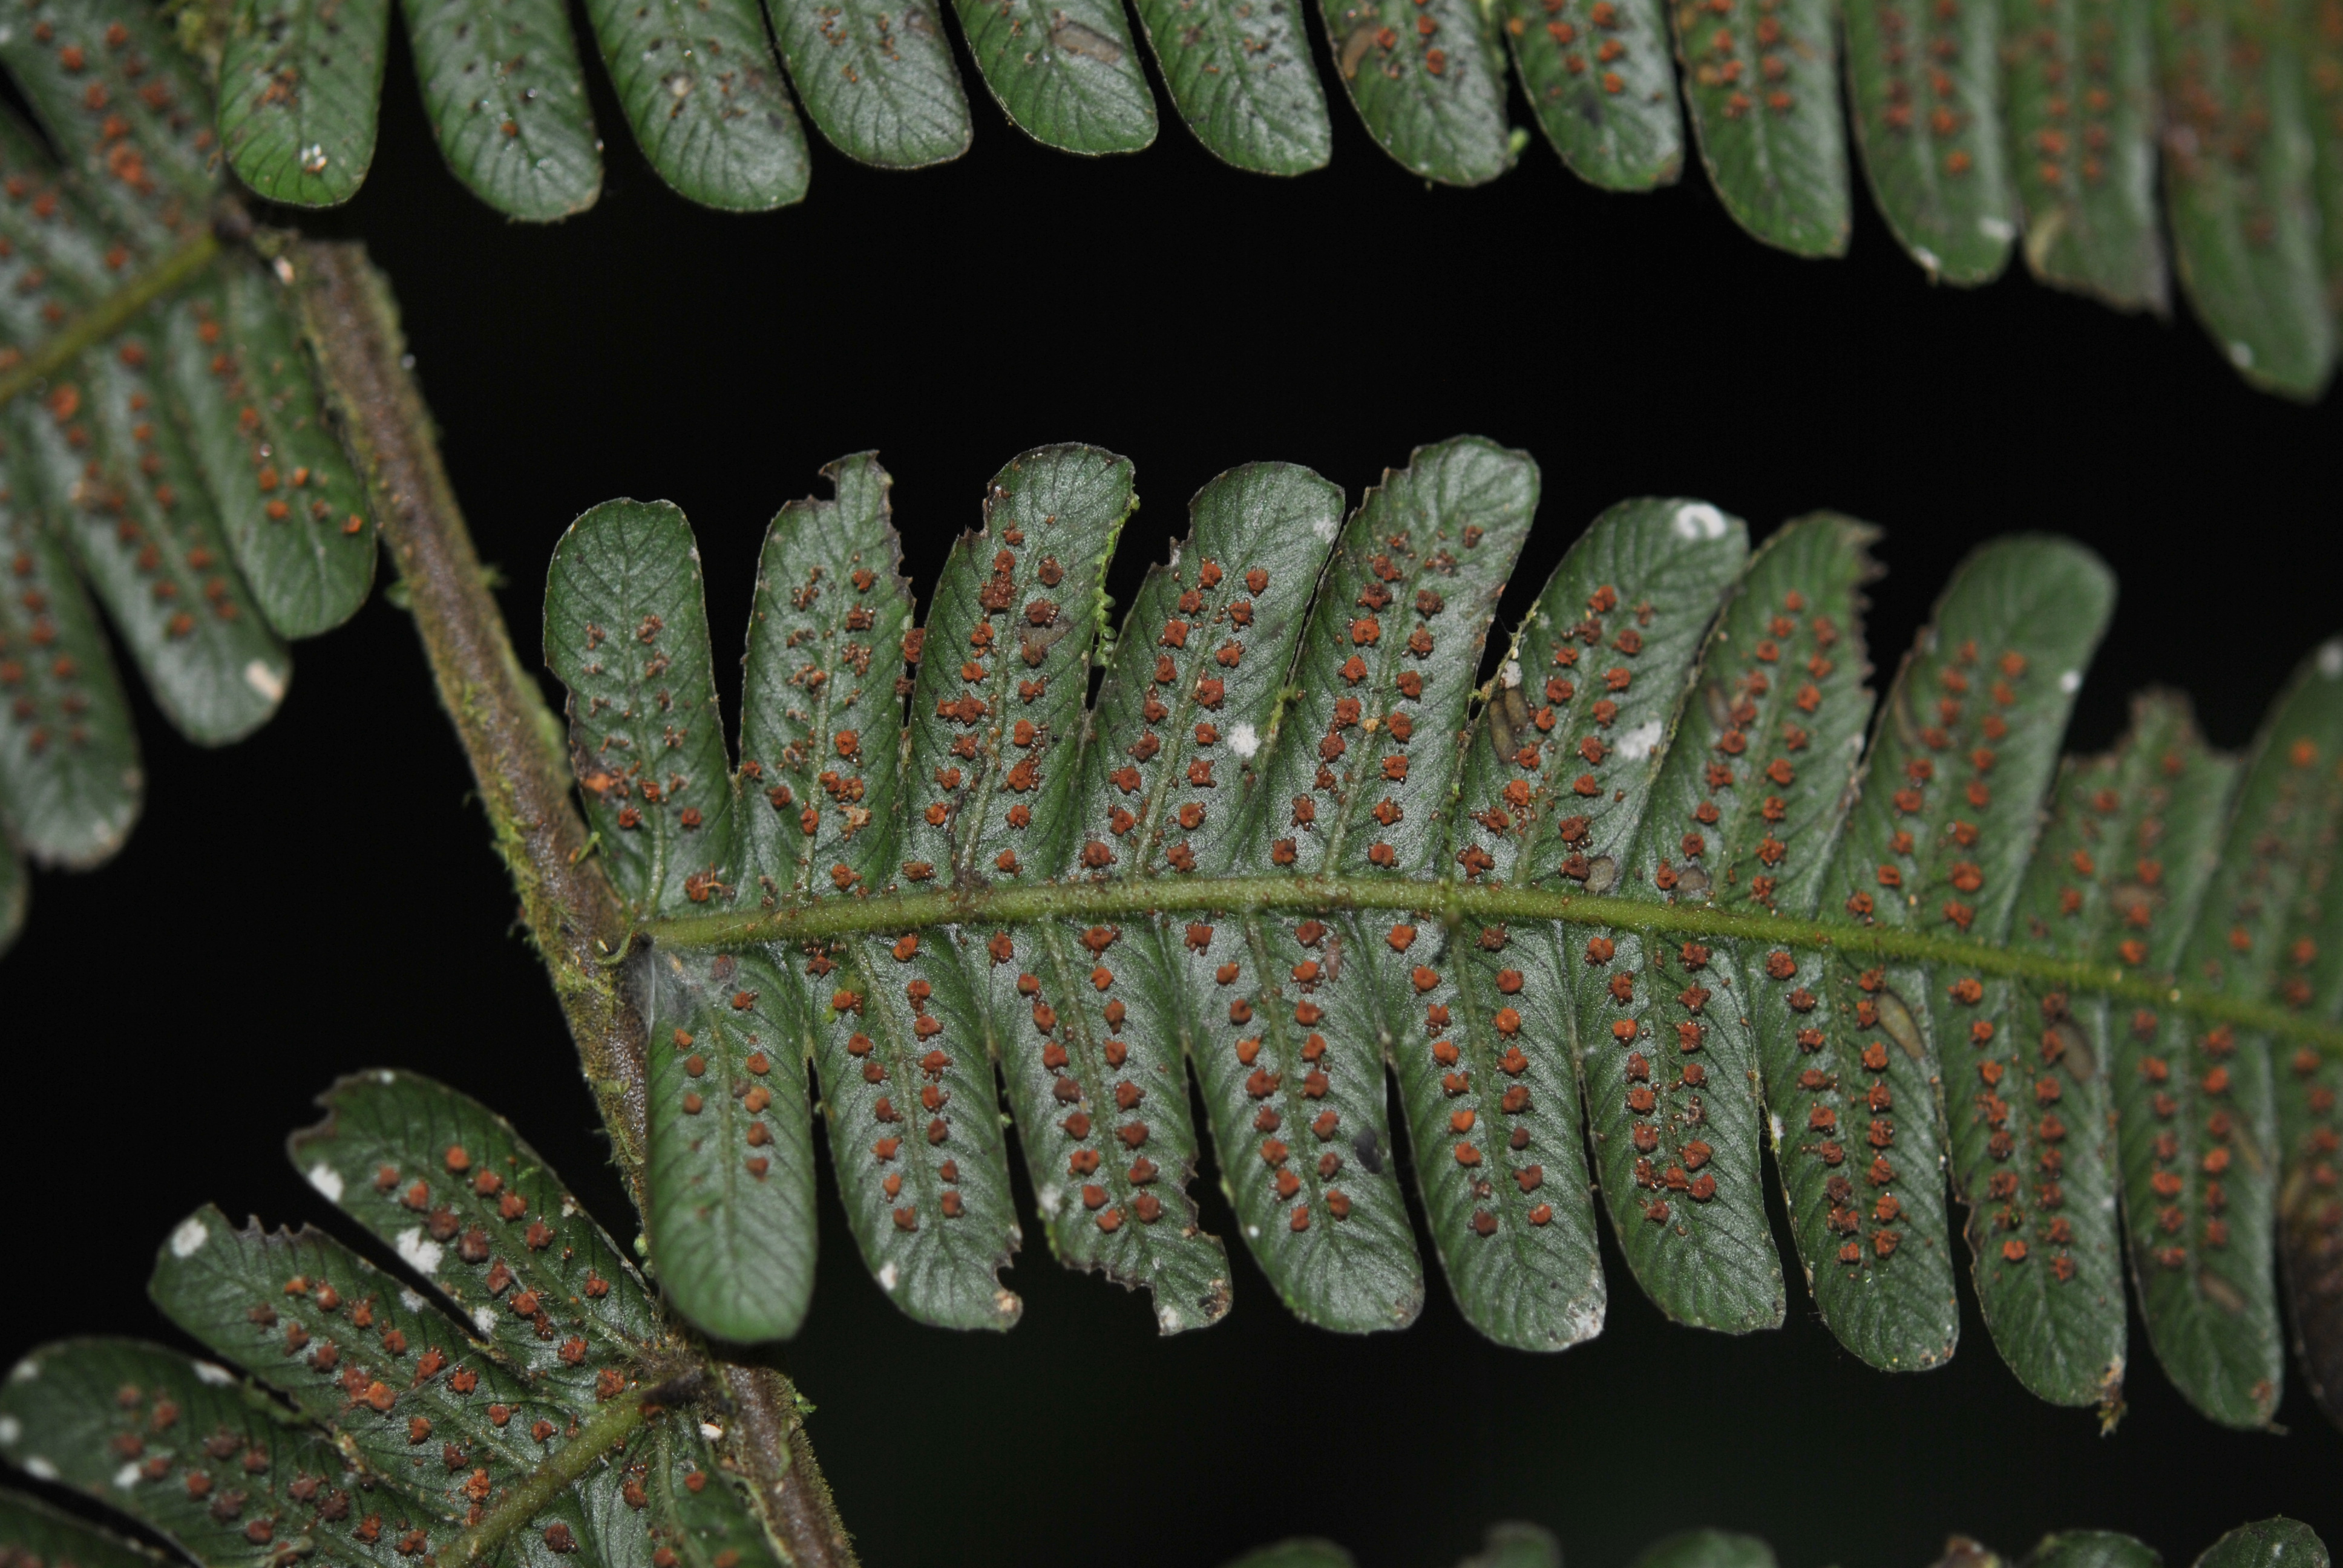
[0,0,379,955]
[545,439,2343,1440]
[141,0,2343,397]
[1,1075,792,1568]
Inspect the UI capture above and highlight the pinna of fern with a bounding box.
[151,0,2343,400]
[514,437,2343,1441]
[0,0,380,947]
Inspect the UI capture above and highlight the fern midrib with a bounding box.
[645,874,2343,1059]
[439,1379,657,1567]
[0,227,220,408]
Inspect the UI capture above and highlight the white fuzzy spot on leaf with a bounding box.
[699,1422,724,1440]
[0,1415,19,1443]
[306,1163,346,1203]
[194,1362,234,1387]
[1978,217,2014,242]
[24,1457,56,1481]
[1671,503,1727,541]
[399,1289,426,1312]
[2057,670,2082,694]
[169,1217,210,1258]
[243,661,287,702]
[1615,719,1666,762]
[472,1307,498,1336]
[395,1229,444,1275]
[877,1262,899,1292]
[1228,722,1259,759]
[1311,514,1339,543]
[2319,641,2343,678]
[113,1462,143,1489]
[2229,341,2255,370]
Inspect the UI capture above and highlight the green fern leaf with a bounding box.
[1207,437,1533,1331]
[1127,0,1331,172]
[962,465,1344,1333]
[545,500,833,1341]
[0,477,140,866]
[2122,642,2343,1425]
[403,0,602,220]
[6,1083,790,1568]
[2027,1532,2163,1568]
[1999,0,2167,310]
[950,0,1156,154]
[1046,463,1348,1329]
[718,463,1034,1327]
[285,1070,663,1375]
[761,0,970,168]
[1667,0,1849,253]
[217,0,392,207]
[579,0,810,211]
[0,113,115,347]
[902,445,1233,1322]
[807,924,1027,1327]
[139,1199,788,1568]
[1449,499,1749,1344]
[163,272,376,640]
[1075,462,1341,881]
[1319,0,1512,183]
[1630,1531,1780,1568]
[643,949,821,1342]
[0,1485,168,1568]
[1605,512,1873,1333]
[1841,0,2015,283]
[0,0,216,244]
[17,352,291,746]
[0,1338,439,1568]
[1960,694,2217,1408]
[1500,0,1683,189]
[2153,0,2335,396]
[896,444,1135,883]
[1872,539,2119,1380]
[0,39,396,946]
[546,498,740,918]
[2194,1520,2331,1568]
[975,902,1236,1329]
[737,452,914,902]
[148,1204,626,1527]
[1761,535,2114,1371]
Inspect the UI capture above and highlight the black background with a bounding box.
[8,13,2343,1567]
